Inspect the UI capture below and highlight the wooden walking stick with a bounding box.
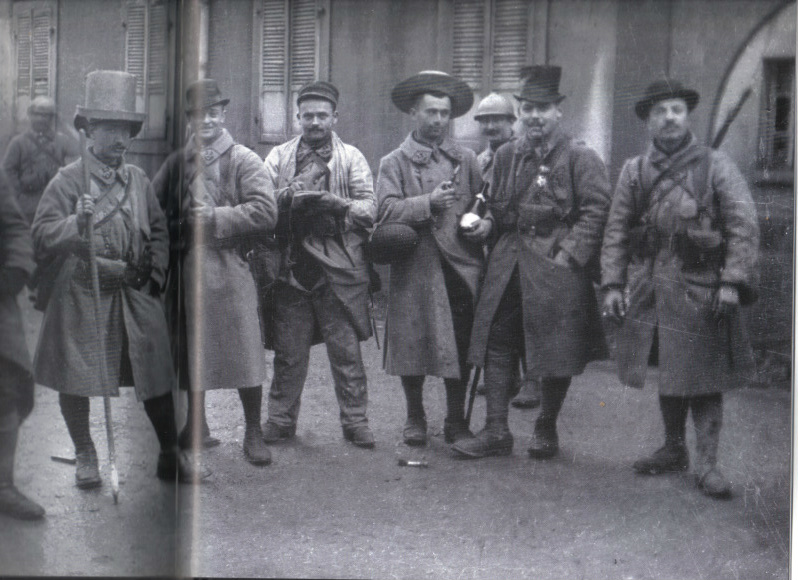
[80,129,120,504]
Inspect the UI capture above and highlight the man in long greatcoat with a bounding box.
[0,170,45,519]
[152,79,277,466]
[377,71,489,447]
[260,82,376,449]
[32,70,207,487]
[601,79,759,498]
[454,65,610,459]
[3,97,78,225]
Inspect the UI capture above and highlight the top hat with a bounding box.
[391,71,474,118]
[635,79,699,120]
[514,65,565,104]
[28,96,56,116]
[297,81,340,108]
[74,70,146,135]
[185,79,230,113]
[474,92,516,121]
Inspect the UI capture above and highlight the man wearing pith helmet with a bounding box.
[376,71,489,448]
[454,65,610,460]
[152,78,277,466]
[33,70,208,487]
[259,81,377,449]
[474,92,516,178]
[601,79,759,498]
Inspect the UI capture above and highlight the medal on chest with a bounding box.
[535,165,550,189]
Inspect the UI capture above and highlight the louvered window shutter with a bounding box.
[290,0,316,89]
[15,11,32,97]
[453,0,486,90]
[31,8,53,97]
[490,0,529,89]
[14,2,55,99]
[126,1,147,95]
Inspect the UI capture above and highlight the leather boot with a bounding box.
[443,378,473,443]
[75,444,101,489]
[0,425,45,520]
[157,447,212,483]
[452,356,513,458]
[633,396,689,475]
[179,391,220,450]
[511,375,541,409]
[401,377,426,446]
[243,425,272,466]
[692,395,731,499]
[527,378,570,459]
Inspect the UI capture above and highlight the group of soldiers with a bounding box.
[0,63,759,521]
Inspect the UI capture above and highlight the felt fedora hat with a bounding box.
[185,78,230,113]
[635,79,699,120]
[74,70,146,135]
[514,65,565,104]
[391,70,474,118]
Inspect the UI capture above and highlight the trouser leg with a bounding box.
[314,283,368,429]
[0,410,44,519]
[143,393,178,452]
[238,386,271,466]
[268,282,316,428]
[441,259,473,428]
[401,376,426,420]
[59,393,100,488]
[660,395,689,449]
[535,377,572,432]
[238,386,263,428]
[690,394,723,475]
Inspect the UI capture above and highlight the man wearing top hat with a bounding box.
[32,70,208,487]
[453,65,610,459]
[601,79,759,498]
[376,71,488,448]
[3,96,78,225]
[259,81,377,449]
[152,79,277,466]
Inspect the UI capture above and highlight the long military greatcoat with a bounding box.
[376,134,484,379]
[468,129,610,377]
[0,171,36,420]
[32,154,173,400]
[601,134,759,395]
[152,129,276,391]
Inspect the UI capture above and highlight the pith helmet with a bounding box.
[28,96,56,116]
[474,93,516,121]
[391,71,474,118]
[185,78,230,113]
[74,70,146,136]
[635,79,699,120]
[514,65,565,104]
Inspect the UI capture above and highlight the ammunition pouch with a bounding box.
[517,203,560,237]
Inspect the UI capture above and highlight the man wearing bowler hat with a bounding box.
[601,79,759,498]
[152,79,277,466]
[32,70,208,487]
[3,96,78,225]
[376,71,489,448]
[454,65,610,459]
[259,81,376,448]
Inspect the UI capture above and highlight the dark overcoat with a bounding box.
[468,130,610,376]
[376,134,484,379]
[0,171,36,421]
[601,135,759,394]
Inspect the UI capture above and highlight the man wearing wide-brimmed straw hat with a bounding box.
[152,78,277,466]
[376,71,489,448]
[454,65,610,460]
[32,70,208,487]
[601,79,759,498]
[3,96,78,225]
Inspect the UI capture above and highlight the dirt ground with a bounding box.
[0,304,791,579]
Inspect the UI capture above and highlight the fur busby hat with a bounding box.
[635,79,699,120]
[391,71,474,118]
[74,70,146,136]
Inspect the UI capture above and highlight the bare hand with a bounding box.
[462,218,492,242]
[602,289,626,324]
[713,284,739,321]
[76,194,94,232]
[429,181,457,213]
[310,192,349,216]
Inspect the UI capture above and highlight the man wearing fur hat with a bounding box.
[3,96,78,225]
[454,65,610,459]
[259,81,376,449]
[601,79,759,498]
[152,79,277,465]
[32,70,208,487]
[376,71,488,448]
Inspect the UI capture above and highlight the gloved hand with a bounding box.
[713,284,739,321]
[461,217,492,243]
[602,288,626,324]
[308,191,349,217]
[0,268,28,296]
[76,194,94,234]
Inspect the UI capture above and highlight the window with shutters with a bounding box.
[254,0,328,143]
[760,58,795,171]
[12,0,57,124]
[124,0,171,140]
[452,0,531,92]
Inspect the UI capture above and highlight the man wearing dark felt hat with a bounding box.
[33,70,209,487]
[454,65,610,460]
[376,71,489,448]
[152,78,277,466]
[601,78,759,498]
[259,80,377,449]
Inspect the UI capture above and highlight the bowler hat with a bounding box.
[635,79,699,120]
[28,96,56,116]
[297,81,339,108]
[514,66,565,104]
[391,71,474,118]
[74,70,146,136]
[185,79,230,113]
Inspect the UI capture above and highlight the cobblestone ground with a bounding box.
[0,299,791,579]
